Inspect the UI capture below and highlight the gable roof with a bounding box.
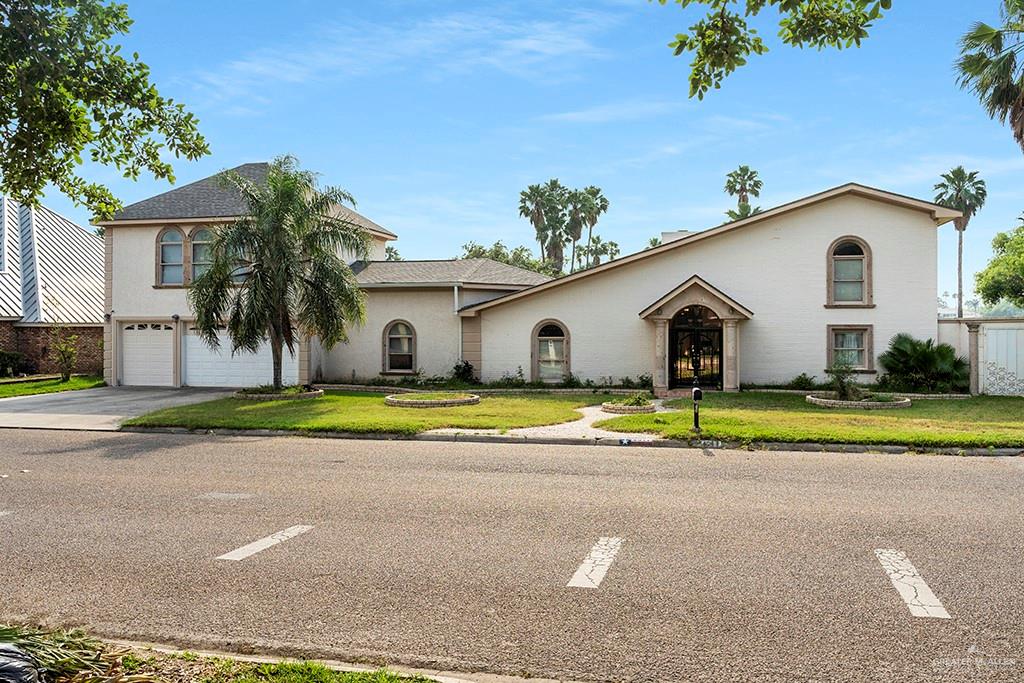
[639,275,754,319]
[0,198,103,324]
[352,258,552,288]
[460,182,961,316]
[99,162,397,239]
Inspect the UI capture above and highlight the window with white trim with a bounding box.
[158,229,184,285]
[828,325,874,371]
[384,321,415,372]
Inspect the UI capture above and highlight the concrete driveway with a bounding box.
[0,386,231,430]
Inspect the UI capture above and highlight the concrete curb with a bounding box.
[116,425,1024,457]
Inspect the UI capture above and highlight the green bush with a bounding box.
[0,350,24,377]
[787,373,818,391]
[877,333,968,393]
[451,360,477,383]
[825,360,860,401]
[49,325,79,382]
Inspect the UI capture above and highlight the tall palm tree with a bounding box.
[725,202,762,221]
[957,1,1024,153]
[934,166,988,318]
[582,185,609,268]
[724,165,763,206]
[541,179,569,273]
[565,189,592,273]
[189,155,370,389]
[519,184,548,264]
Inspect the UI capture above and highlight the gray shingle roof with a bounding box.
[109,162,396,238]
[0,198,103,324]
[351,258,551,287]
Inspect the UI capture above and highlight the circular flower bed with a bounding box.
[233,386,324,401]
[805,393,911,410]
[601,392,657,414]
[385,392,480,408]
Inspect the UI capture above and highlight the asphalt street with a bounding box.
[0,429,1021,682]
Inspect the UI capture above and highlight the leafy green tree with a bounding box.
[48,325,79,382]
[934,166,987,318]
[518,184,549,266]
[189,156,370,390]
[654,0,891,99]
[0,0,209,219]
[647,236,662,249]
[384,245,402,261]
[957,1,1024,153]
[975,215,1024,308]
[458,240,555,276]
[582,185,609,268]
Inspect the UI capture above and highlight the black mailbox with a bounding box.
[692,386,703,402]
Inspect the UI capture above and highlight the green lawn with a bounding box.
[0,375,105,398]
[595,391,1024,448]
[196,661,427,683]
[124,390,605,434]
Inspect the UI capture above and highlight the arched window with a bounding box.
[532,320,569,383]
[157,228,184,285]
[384,320,415,373]
[191,228,214,280]
[827,236,872,306]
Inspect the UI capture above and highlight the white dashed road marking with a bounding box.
[198,492,255,501]
[216,525,313,561]
[875,549,951,619]
[567,537,624,589]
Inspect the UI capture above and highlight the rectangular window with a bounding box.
[192,242,212,279]
[828,325,873,370]
[833,259,864,302]
[537,339,565,381]
[160,241,183,285]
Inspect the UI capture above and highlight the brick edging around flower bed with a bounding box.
[749,388,969,400]
[233,389,324,401]
[805,394,912,409]
[601,402,656,414]
[384,394,480,408]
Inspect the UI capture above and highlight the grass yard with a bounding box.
[124,390,606,434]
[148,658,429,683]
[0,375,105,399]
[595,391,1024,448]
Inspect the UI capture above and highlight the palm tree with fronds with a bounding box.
[189,155,370,389]
[541,179,569,273]
[957,1,1024,153]
[934,166,987,318]
[724,165,763,207]
[519,184,548,265]
[565,189,592,273]
[725,202,762,222]
[582,185,609,268]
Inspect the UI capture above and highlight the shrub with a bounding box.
[636,373,653,389]
[877,333,968,393]
[451,360,477,384]
[825,360,859,401]
[49,325,79,382]
[787,373,818,391]
[498,366,527,387]
[561,372,584,388]
[619,392,652,407]
[0,350,25,377]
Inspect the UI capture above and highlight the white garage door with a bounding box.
[182,328,299,388]
[982,327,1024,395]
[121,323,174,386]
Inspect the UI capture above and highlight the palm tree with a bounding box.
[189,155,370,389]
[519,184,548,264]
[582,186,609,268]
[934,166,987,318]
[724,165,763,206]
[725,202,762,221]
[957,1,1024,153]
[565,189,592,273]
[541,179,569,273]
[646,236,662,249]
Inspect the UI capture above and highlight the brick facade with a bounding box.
[0,324,104,375]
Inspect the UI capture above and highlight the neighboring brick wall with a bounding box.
[0,321,16,353]
[14,325,104,375]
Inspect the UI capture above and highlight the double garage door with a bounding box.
[120,323,298,387]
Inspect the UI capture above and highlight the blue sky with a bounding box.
[45,0,1023,301]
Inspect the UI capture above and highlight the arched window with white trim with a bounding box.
[827,236,873,306]
[157,228,185,285]
[532,320,569,383]
[384,320,415,373]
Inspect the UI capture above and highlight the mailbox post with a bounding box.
[691,377,703,436]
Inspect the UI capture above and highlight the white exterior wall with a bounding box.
[110,224,389,317]
[474,196,939,385]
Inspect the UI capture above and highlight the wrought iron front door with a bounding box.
[670,326,723,389]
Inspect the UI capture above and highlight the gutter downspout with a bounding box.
[454,284,462,361]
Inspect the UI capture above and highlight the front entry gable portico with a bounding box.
[640,275,753,395]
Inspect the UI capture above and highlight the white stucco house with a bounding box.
[99,162,971,395]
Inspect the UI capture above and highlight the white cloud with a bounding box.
[188,8,618,110]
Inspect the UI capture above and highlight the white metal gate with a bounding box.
[982,326,1024,395]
